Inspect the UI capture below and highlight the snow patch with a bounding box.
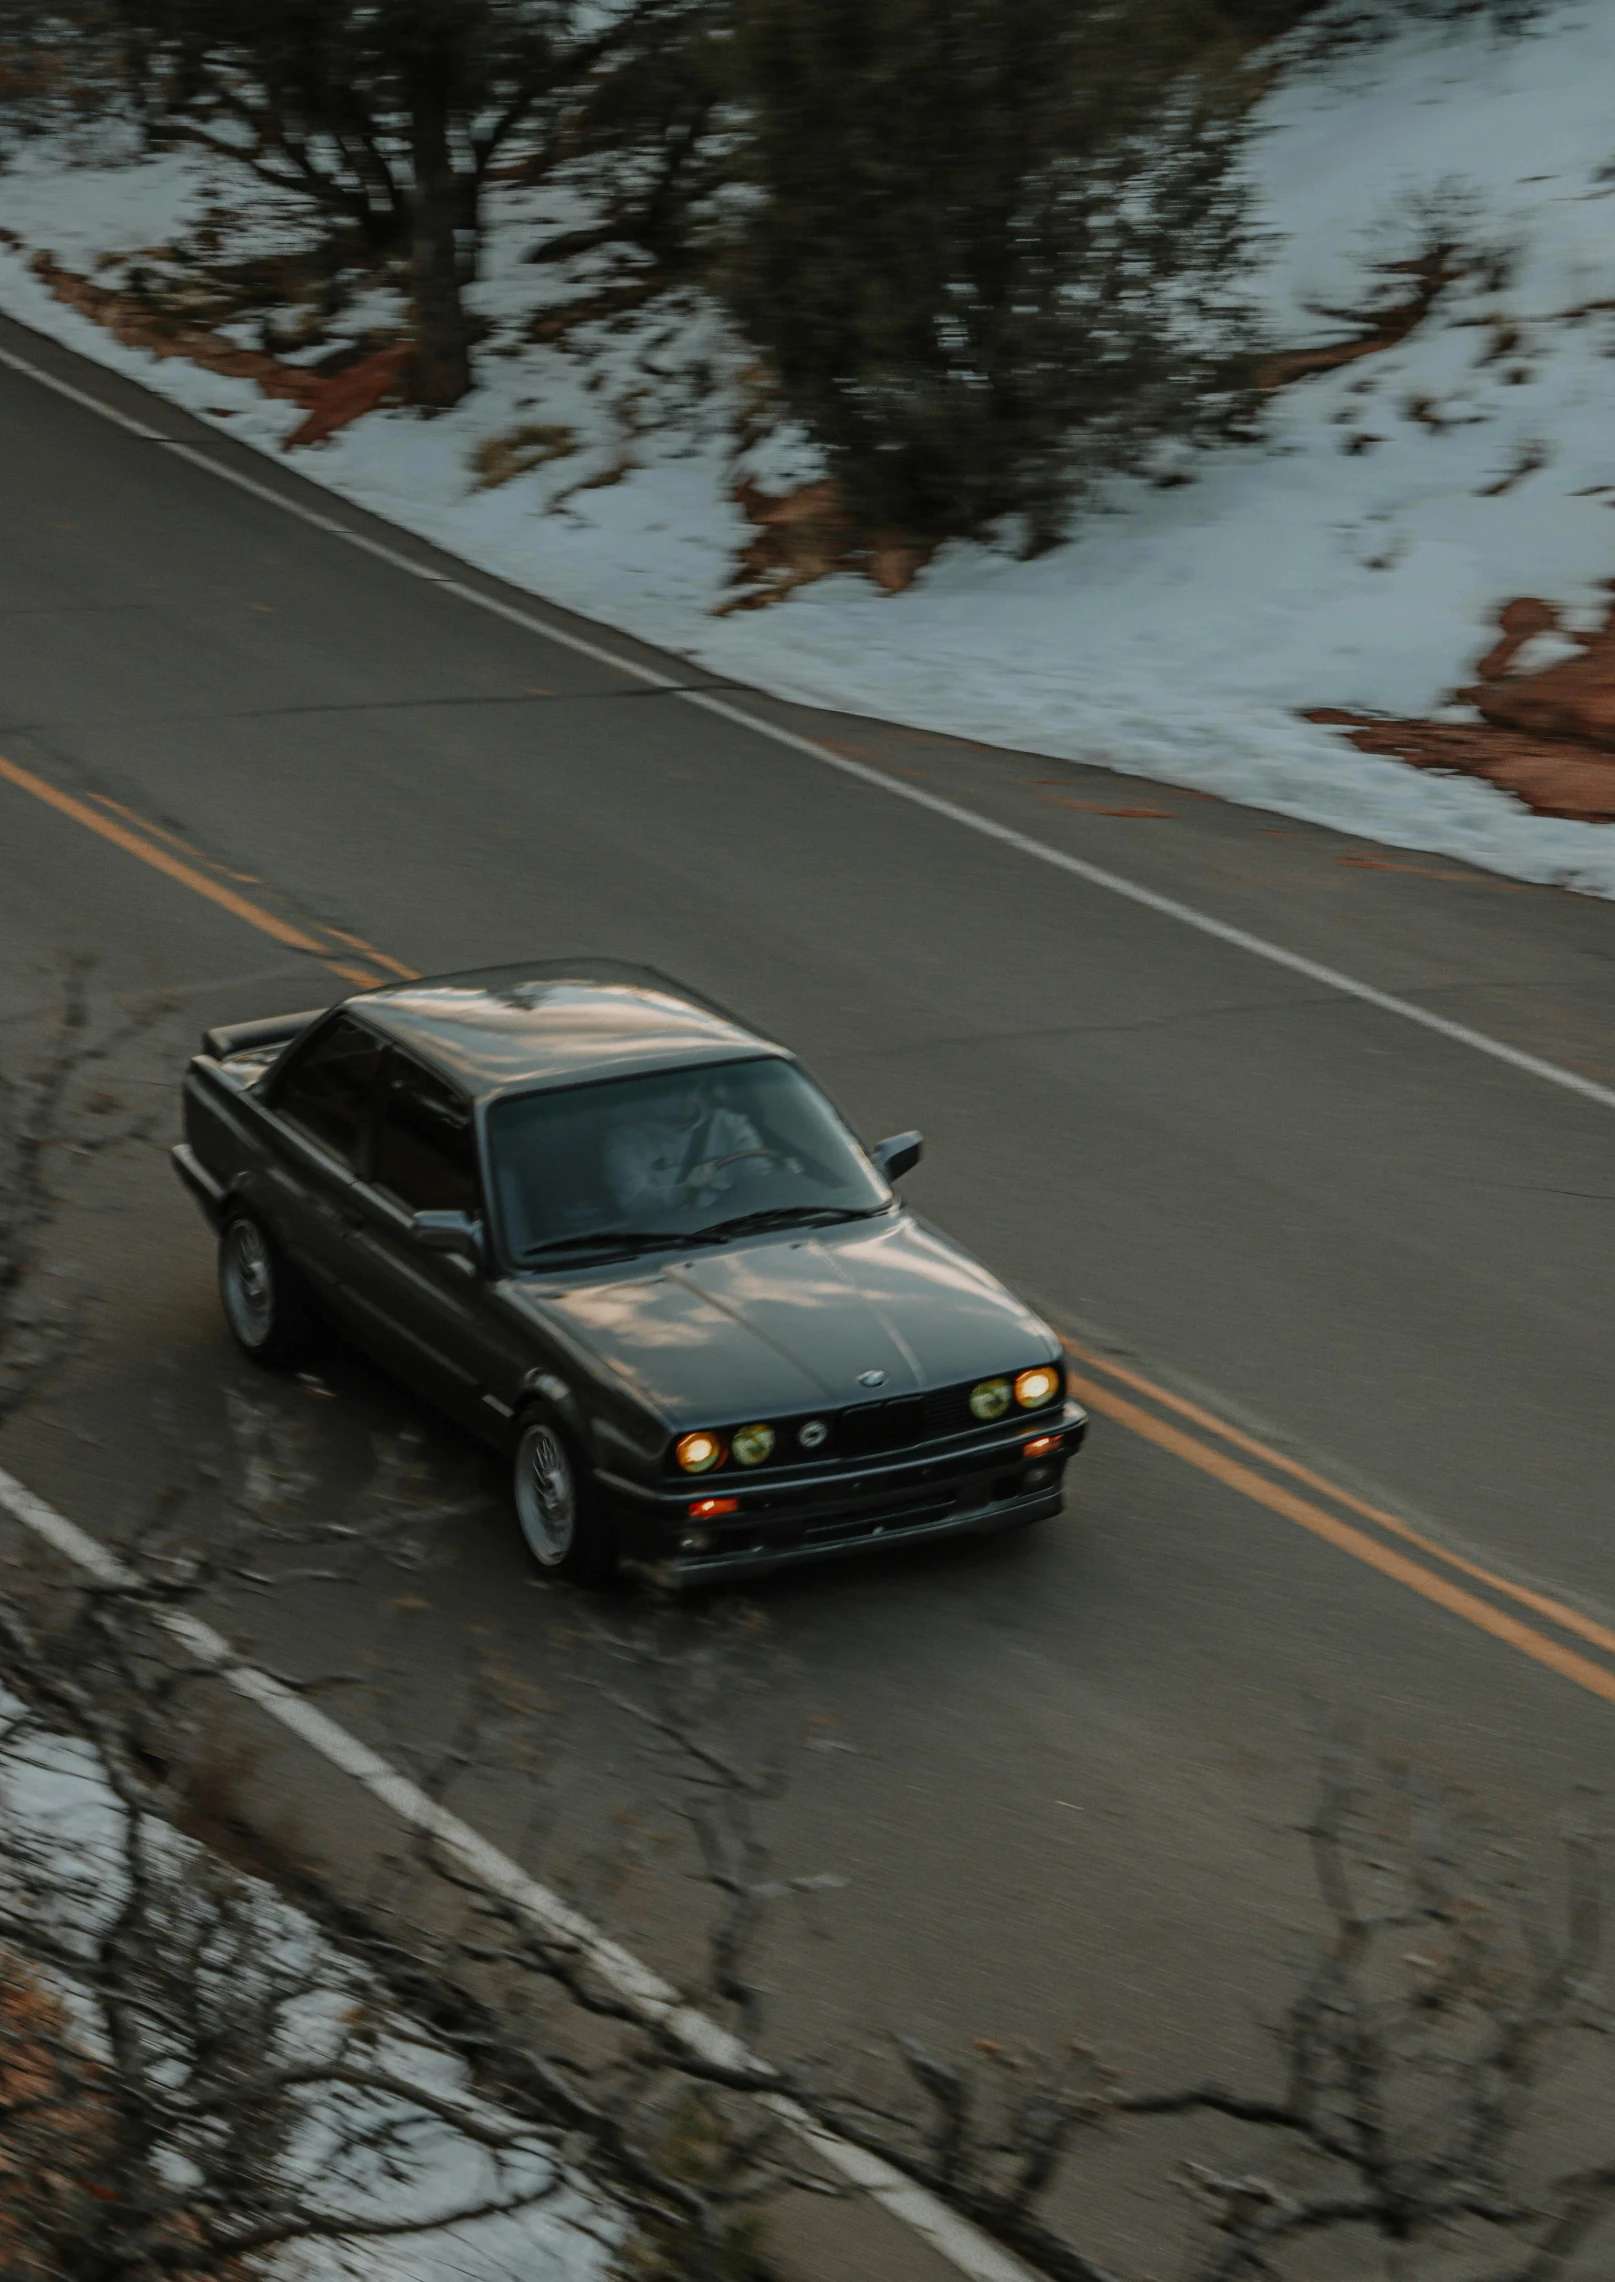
[0,1690,617,2282]
[3,3,1615,893]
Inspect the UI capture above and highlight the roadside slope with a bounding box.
[2,5,1615,890]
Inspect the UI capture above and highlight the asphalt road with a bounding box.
[4,309,1615,2277]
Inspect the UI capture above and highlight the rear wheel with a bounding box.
[218,1211,314,1368]
[513,1413,614,1587]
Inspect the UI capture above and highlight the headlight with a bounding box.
[731,1422,775,1467]
[676,1431,725,1474]
[1015,1365,1060,1409]
[970,1377,1011,1421]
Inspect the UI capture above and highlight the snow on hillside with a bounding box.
[0,1690,616,2282]
[3,2,1614,892]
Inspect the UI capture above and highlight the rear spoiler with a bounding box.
[201,1008,327,1062]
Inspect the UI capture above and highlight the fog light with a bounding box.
[688,1496,738,1521]
[732,1422,775,1466]
[680,1529,714,1553]
[970,1377,1011,1421]
[1015,1366,1060,1409]
[676,1431,725,1474]
[1022,1463,1054,1488]
[1023,1433,1058,1458]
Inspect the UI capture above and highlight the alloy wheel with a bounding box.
[222,1218,275,1349]
[515,1422,577,1568]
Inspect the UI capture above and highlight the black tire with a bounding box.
[218,1209,315,1368]
[512,1410,615,1587]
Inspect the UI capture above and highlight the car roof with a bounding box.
[347,960,787,1099]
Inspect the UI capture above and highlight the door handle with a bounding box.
[310,1195,367,1233]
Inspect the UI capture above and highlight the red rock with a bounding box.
[1463,586,1615,749]
[282,346,414,449]
[1473,596,1558,681]
[1467,658,1615,750]
[28,251,411,446]
[723,479,936,607]
[1309,589,1615,821]
[1306,711,1615,821]
[1253,245,1464,390]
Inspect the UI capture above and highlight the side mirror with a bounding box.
[872,1131,923,1182]
[413,1209,484,1264]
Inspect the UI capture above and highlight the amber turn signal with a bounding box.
[688,1495,739,1519]
[1014,1365,1060,1409]
[1022,1433,1059,1458]
[676,1431,725,1473]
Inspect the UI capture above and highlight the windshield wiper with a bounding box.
[693,1204,887,1241]
[520,1228,724,1263]
[521,1205,887,1262]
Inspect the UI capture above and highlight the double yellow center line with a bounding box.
[1065,1339,1615,1708]
[0,752,415,989]
[5,747,1611,1712]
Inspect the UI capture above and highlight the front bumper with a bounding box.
[611,1400,1087,1589]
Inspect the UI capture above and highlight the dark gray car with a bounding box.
[173,960,1087,1587]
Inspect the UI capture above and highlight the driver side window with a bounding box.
[373,1054,480,1218]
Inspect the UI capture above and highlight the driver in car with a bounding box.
[605,1080,771,1218]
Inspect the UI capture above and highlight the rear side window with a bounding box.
[272,1015,384,1169]
[374,1054,479,1216]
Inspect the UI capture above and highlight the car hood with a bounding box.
[508,1212,1054,1424]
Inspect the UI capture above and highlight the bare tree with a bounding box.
[0,1592,622,2278]
[3,971,1608,2282]
[105,0,711,405]
[0,958,169,1430]
[795,1758,1612,2282]
[4,1403,1612,2282]
[0,1400,811,2276]
[518,1,727,341]
[330,1606,1615,2282]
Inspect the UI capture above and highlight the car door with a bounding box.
[253,1013,387,1298]
[338,1050,527,1438]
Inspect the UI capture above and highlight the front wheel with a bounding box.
[218,1211,314,1368]
[513,1414,614,1587]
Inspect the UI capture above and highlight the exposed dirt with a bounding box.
[720,245,1488,608]
[19,231,1615,818]
[1309,712,1615,823]
[282,342,414,448]
[1253,242,1469,390]
[1308,587,1615,823]
[0,1969,106,2281]
[27,251,412,449]
[0,1956,253,2280]
[719,475,936,610]
[1466,596,1615,750]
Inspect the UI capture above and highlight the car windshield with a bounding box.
[486,1057,892,1264]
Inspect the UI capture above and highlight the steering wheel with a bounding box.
[687,1147,792,1185]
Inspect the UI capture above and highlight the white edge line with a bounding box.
[0,342,167,437]
[0,1460,1038,2282]
[679,688,1615,1114]
[16,321,1601,2273]
[0,333,1037,2279]
[3,333,1614,1117]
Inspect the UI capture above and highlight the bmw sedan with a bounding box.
[173,960,1087,1587]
